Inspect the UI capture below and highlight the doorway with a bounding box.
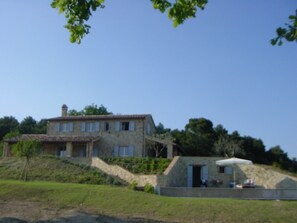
[187,165,208,187]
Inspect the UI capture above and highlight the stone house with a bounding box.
[3,105,174,158]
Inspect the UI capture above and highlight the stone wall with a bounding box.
[47,117,155,158]
[91,157,157,187]
[157,156,238,187]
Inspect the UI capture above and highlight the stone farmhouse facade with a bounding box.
[3,105,174,159]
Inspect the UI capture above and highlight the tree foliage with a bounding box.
[68,103,112,116]
[51,0,296,46]
[271,10,297,46]
[19,116,37,134]
[182,118,216,156]
[0,116,19,140]
[51,0,207,43]
[214,135,244,158]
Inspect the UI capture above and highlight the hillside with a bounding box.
[237,164,297,189]
[0,156,122,185]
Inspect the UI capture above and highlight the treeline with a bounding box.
[156,118,297,173]
[0,116,47,140]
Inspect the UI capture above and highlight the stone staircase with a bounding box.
[91,157,158,187]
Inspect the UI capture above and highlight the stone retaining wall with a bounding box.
[91,157,157,186]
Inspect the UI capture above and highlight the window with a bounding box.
[81,122,100,132]
[121,122,129,131]
[115,121,135,131]
[54,122,73,132]
[114,146,134,157]
[218,166,233,175]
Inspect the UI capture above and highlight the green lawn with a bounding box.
[0,180,297,223]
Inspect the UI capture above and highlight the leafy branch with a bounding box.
[271,10,297,46]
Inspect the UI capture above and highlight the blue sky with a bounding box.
[0,1,296,158]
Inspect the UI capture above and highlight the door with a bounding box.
[187,165,202,187]
[192,166,202,187]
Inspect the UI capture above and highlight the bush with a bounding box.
[144,183,155,194]
[129,181,138,190]
[102,157,171,174]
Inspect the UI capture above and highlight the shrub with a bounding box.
[143,183,155,194]
[129,181,138,190]
[102,157,171,174]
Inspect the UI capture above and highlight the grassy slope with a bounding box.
[0,180,297,223]
[0,157,120,185]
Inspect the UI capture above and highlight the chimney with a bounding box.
[61,104,68,117]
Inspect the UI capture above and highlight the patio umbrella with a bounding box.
[216,157,253,187]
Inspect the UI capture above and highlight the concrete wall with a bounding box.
[157,187,297,200]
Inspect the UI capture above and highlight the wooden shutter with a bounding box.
[54,123,60,132]
[129,121,135,131]
[187,165,193,187]
[115,121,120,131]
[69,122,74,132]
[113,146,119,157]
[201,166,208,181]
[94,122,100,132]
[81,122,85,132]
[128,145,134,157]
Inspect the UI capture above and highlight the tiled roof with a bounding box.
[47,114,152,121]
[4,134,99,143]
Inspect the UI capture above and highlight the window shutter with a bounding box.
[54,123,60,132]
[119,147,125,157]
[129,121,135,131]
[81,122,85,132]
[95,122,100,132]
[113,146,119,157]
[146,123,151,134]
[225,166,233,175]
[128,145,134,157]
[69,122,74,132]
[201,166,208,181]
[115,121,120,131]
[86,122,91,132]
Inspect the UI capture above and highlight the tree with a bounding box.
[19,116,37,134]
[183,118,216,156]
[214,135,244,158]
[35,119,48,134]
[68,104,111,116]
[0,116,19,140]
[241,136,266,164]
[147,132,173,158]
[12,139,41,181]
[155,122,171,134]
[271,10,297,46]
[51,0,296,46]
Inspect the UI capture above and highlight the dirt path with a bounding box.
[0,200,168,223]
